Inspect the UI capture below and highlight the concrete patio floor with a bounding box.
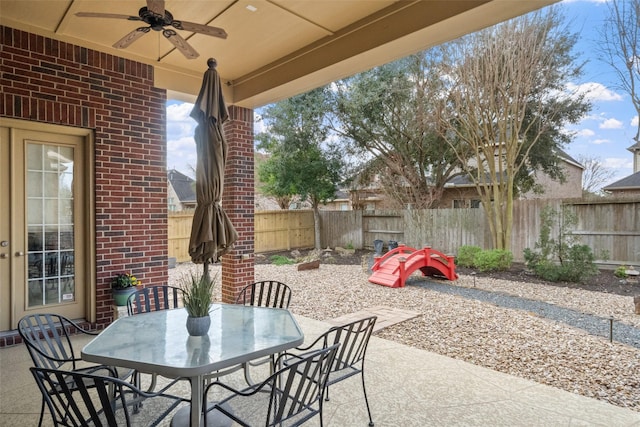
[2,313,639,426]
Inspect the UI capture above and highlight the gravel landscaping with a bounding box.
[169,251,640,413]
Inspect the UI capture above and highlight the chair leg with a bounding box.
[38,397,45,427]
[361,373,374,427]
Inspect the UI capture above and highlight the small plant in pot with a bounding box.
[181,273,215,336]
[111,272,141,306]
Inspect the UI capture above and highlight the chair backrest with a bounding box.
[268,344,339,426]
[235,280,292,308]
[323,316,376,381]
[126,285,182,315]
[31,366,137,426]
[18,314,86,370]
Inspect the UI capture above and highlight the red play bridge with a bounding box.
[369,245,458,288]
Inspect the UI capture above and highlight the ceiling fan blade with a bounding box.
[75,12,141,21]
[171,20,227,39]
[162,29,199,59]
[113,27,150,49]
[146,0,165,17]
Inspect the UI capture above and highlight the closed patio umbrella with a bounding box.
[188,58,238,277]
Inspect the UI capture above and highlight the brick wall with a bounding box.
[0,26,168,329]
[221,105,255,303]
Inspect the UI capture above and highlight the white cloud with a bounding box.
[600,118,624,129]
[167,102,197,175]
[575,128,595,137]
[167,103,196,141]
[167,136,197,175]
[566,82,623,102]
[603,157,633,169]
[632,116,639,127]
[167,102,194,121]
[254,114,265,134]
[592,139,611,144]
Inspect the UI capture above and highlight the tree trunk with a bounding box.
[313,205,322,250]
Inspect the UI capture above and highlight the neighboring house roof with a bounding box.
[444,171,507,188]
[444,150,583,188]
[334,190,350,200]
[556,148,583,169]
[168,169,196,204]
[603,171,640,191]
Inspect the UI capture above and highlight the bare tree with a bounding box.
[576,154,616,196]
[438,8,589,250]
[599,0,640,143]
[333,53,463,209]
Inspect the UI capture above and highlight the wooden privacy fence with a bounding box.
[169,199,639,266]
[254,210,315,253]
[168,213,193,263]
[168,210,315,262]
[322,199,638,266]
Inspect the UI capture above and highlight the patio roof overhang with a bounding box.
[0,0,556,107]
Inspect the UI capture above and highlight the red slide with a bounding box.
[369,245,458,288]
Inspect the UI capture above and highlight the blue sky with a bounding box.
[166,0,638,186]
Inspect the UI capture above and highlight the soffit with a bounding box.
[0,0,556,107]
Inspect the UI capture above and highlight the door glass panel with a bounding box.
[26,143,76,307]
[27,171,42,197]
[27,143,42,170]
[27,199,43,224]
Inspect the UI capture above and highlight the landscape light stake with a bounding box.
[609,316,614,343]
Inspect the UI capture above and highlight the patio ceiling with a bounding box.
[0,0,555,107]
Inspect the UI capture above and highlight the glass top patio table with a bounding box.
[82,304,304,426]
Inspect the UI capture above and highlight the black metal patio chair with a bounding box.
[18,313,135,426]
[233,280,293,383]
[30,366,186,427]
[126,285,182,316]
[235,280,292,309]
[293,316,377,426]
[125,285,183,392]
[204,344,339,427]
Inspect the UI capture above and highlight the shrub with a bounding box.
[530,245,599,282]
[456,245,482,268]
[524,206,600,283]
[474,249,513,272]
[530,260,562,282]
[270,254,296,265]
[614,265,629,279]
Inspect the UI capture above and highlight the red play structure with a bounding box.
[369,245,458,288]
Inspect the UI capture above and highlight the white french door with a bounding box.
[0,120,92,330]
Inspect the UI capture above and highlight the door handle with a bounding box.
[0,253,7,259]
[15,251,25,257]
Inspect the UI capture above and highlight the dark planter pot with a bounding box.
[186,315,211,336]
[112,287,137,306]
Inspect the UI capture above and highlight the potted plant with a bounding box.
[181,273,215,336]
[111,272,141,306]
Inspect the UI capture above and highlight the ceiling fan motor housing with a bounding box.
[139,6,173,31]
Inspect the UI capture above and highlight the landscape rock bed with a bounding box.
[170,250,640,412]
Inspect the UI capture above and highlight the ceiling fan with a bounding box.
[75,0,227,59]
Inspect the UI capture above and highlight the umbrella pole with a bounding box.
[203,261,210,283]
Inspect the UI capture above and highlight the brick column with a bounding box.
[221,105,254,303]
